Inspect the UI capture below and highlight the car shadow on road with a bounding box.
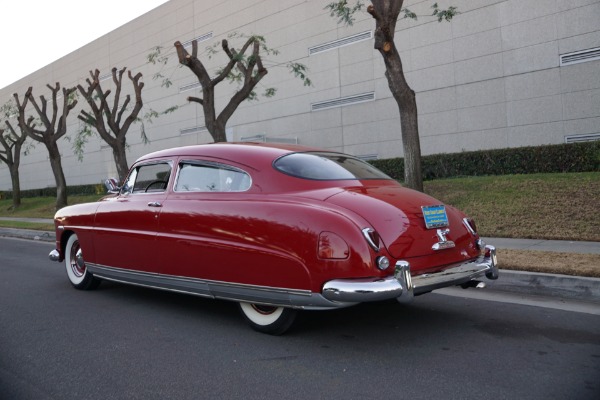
[89,280,482,339]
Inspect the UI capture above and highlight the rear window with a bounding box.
[273,152,391,180]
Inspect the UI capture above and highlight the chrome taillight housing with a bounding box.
[462,218,478,236]
[362,228,380,252]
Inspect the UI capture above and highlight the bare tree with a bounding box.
[326,1,458,192]
[173,33,310,143]
[77,68,144,183]
[0,101,28,209]
[13,84,77,210]
[0,122,27,209]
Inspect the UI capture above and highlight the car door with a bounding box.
[156,160,311,290]
[93,160,173,273]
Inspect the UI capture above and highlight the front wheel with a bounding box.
[238,302,297,335]
[64,234,100,290]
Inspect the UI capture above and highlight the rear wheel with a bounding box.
[238,302,297,335]
[65,233,100,290]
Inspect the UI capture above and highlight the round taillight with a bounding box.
[376,256,390,271]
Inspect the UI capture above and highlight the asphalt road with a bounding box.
[1,237,599,400]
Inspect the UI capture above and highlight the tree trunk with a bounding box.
[208,120,227,143]
[9,164,21,209]
[382,59,423,191]
[392,73,423,192]
[47,141,68,210]
[369,0,424,192]
[112,142,130,183]
[212,128,227,143]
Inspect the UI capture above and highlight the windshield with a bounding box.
[273,152,391,180]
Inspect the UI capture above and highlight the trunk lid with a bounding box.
[324,182,479,266]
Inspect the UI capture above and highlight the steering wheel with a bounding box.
[144,180,168,192]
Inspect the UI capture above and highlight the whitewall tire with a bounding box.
[64,233,100,290]
[238,302,297,335]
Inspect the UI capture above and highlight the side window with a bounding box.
[121,162,172,194]
[175,162,251,192]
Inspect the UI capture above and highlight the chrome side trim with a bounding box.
[86,263,350,310]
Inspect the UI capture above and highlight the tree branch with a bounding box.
[187,96,204,105]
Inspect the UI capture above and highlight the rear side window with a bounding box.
[273,152,391,180]
[175,162,251,192]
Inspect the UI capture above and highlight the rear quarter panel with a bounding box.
[157,193,376,293]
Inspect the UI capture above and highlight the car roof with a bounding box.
[134,142,326,166]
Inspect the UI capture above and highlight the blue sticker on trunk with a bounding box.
[422,205,449,229]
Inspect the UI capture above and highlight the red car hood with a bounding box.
[323,183,479,261]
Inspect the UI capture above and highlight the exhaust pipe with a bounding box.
[461,280,486,289]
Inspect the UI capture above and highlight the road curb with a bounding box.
[0,228,54,243]
[487,269,600,303]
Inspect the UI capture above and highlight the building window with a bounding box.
[311,92,375,112]
[309,31,373,56]
[560,47,600,66]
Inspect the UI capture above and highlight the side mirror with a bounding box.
[104,178,120,194]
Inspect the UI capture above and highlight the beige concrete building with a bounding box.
[1,0,599,191]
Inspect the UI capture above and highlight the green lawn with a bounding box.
[0,194,103,219]
[424,172,599,242]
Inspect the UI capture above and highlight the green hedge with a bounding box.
[370,142,600,181]
[3,183,105,199]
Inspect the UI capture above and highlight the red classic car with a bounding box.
[49,143,498,334]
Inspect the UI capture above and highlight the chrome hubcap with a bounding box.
[70,242,85,277]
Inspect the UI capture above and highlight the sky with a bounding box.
[0,0,169,89]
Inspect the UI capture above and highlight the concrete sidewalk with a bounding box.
[482,237,600,255]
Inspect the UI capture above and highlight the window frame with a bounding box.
[120,160,173,195]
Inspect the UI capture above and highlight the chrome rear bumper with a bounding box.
[322,245,498,303]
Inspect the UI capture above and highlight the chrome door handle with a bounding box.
[147,201,162,207]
